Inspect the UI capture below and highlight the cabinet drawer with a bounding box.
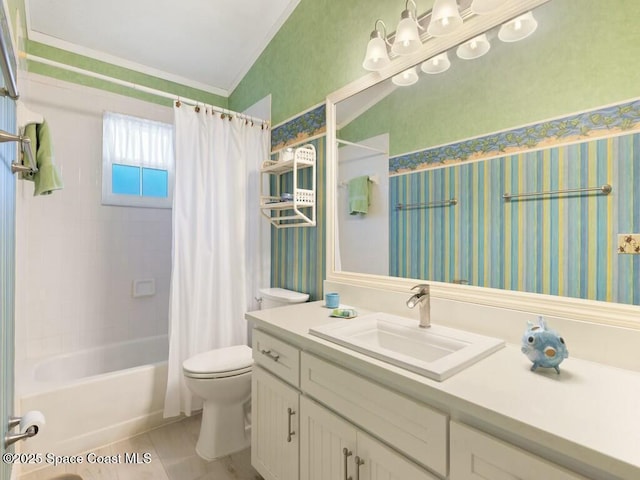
[253,329,300,387]
[301,352,448,477]
[450,421,587,480]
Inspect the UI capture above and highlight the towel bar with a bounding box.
[339,175,379,187]
[503,184,612,200]
[396,198,458,210]
[0,129,38,174]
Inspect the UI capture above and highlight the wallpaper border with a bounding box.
[390,98,640,175]
[271,103,326,151]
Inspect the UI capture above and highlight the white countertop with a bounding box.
[246,301,640,480]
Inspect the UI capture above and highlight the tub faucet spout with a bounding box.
[406,284,431,328]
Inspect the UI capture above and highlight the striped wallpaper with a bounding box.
[0,92,16,479]
[270,136,326,301]
[390,133,640,305]
[269,99,639,305]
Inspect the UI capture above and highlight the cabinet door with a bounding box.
[450,422,587,480]
[356,431,439,480]
[300,396,357,480]
[301,352,448,476]
[252,366,299,480]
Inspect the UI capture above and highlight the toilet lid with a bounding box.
[183,345,253,375]
[259,287,309,303]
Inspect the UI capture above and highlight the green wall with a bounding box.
[26,42,228,108]
[230,1,640,129]
[229,0,640,300]
[229,0,422,124]
[341,1,640,156]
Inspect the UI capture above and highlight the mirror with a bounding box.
[326,0,640,325]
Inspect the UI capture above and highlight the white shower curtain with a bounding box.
[164,105,269,418]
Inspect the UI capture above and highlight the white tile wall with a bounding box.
[15,73,173,364]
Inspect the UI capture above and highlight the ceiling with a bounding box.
[25,0,300,97]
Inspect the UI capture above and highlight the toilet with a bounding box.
[183,287,309,461]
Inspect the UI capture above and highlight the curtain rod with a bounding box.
[25,54,269,126]
[337,138,387,154]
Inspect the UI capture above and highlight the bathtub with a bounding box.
[18,335,172,464]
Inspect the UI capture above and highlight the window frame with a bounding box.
[102,111,174,209]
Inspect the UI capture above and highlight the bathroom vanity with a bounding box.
[246,299,640,480]
[249,1,640,478]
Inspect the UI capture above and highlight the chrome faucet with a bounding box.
[406,284,431,328]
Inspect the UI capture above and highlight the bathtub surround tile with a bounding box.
[19,416,259,480]
[25,335,63,360]
[16,76,173,364]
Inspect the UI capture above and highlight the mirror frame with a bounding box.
[325,0,640,330]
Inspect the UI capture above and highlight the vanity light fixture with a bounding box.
[498,11,538,42]
[391,0,422,55]
[470,0,507,15]
[362,1,540,84]
[456,33,491,59]
[421,52,451,74]
[427,0,463,37]
[362,20,392,71]
[392,66,420,86]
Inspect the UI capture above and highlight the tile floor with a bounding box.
[19,414,262,480]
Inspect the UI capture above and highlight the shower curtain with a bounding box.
[164,104,269,418]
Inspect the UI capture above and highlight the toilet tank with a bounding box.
[259,287,309,309]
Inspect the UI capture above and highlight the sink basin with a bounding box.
[309,312,504,381]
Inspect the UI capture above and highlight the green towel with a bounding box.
[348,175,370,215]
[22,120,63,196]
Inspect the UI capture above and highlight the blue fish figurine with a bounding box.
[521,317,568,373]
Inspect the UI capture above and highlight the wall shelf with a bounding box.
[260,144,316,228]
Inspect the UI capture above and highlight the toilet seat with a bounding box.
[184,365,252,379]
[183,345,253,379]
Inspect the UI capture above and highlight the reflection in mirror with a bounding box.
[334,0,640,306]
[336,134,389,276]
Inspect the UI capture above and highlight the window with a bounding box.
[102,111,174,208]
